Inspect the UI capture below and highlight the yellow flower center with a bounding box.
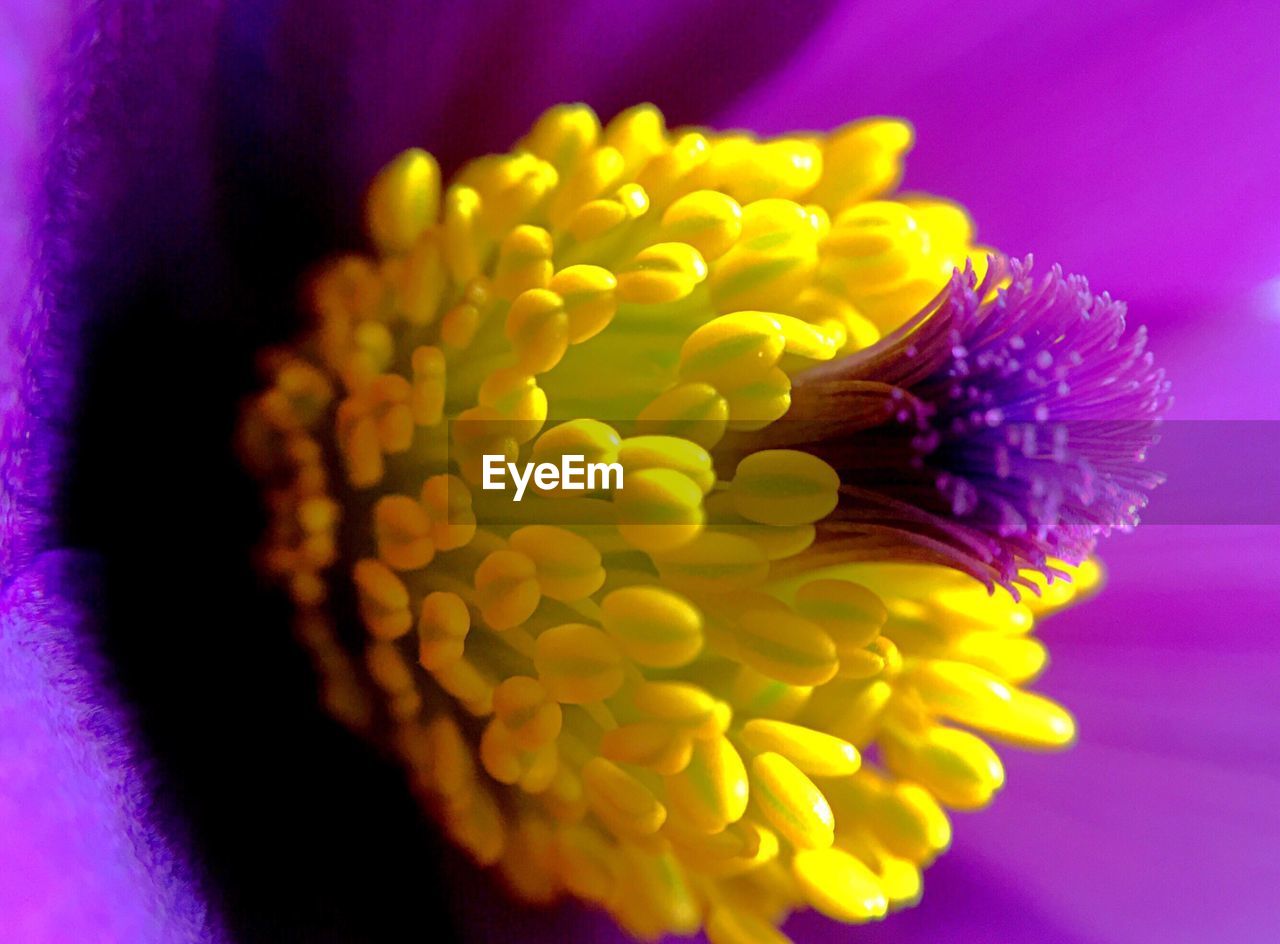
[241,103,1095,942]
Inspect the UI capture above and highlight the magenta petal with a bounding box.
[726,0,1280,313]
[0,554,223,942]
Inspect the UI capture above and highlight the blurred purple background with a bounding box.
[3,1,1278,942]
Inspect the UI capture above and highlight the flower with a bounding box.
[3,3,1279,943]
[238,103,1164,941]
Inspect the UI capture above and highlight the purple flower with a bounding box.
[3,2,1278,943]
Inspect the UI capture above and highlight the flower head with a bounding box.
[240,103,1162,941]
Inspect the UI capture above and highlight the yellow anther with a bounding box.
[665,736,749,835]
[636,383,729,449]
[637,131,710,208]
[809,117,913,211]
[505,289,570,374]
[467,153,559,238]
[727,660,803,721]
[479,719,524,784]
[409,345,446,426]
[432,657,496,717]
[616,182,651,217]
[949,632,1048,684]
[440,302,481,350]
[500,817,558,904]
[508,525,605,601]
[569,196,631,242]
[653,531,769,595]
[296,495,338,534]
[442,185,484,283]
[566,183,650,242]
[420,474,476,551]
[678,311,785,390]
[772,313,841,361]
[603,103,667,177]
[732,610,839,687]
[814,679,892,747]
[452,404,519,484]
[804,203,831,240]
[794,579,886,652]
[741,720,860,778]
[835,647,887,680]
[787,286,880,353]
[750,752,835,850]
[618,435,716,494]
[680,312,788,393]
[353,558,412,639]
[660,190,744,261]
[866,847,923,909]
[480,719,558,791]
[723,366,792,431]
[601,721,694,776]
[549,145,625,230]
[664,816,759,865]
[373,494,435,571]
[478,368,548,444]
[741,521,817,562]
[631,681,728,738]
[822,200,926,296]
[424,713,475,798]
[615,468,705,553]
[532,418,621,474]
[910,659,1017,721]
[582,757,667,837]
[617,242,709,305]
[392,233,447,325]
[493,676,563,749]
[870,779,952,864]
[366,641,414,694]
[348,321,395,382]
[493,225,554,301]
[708,199,818,313]
[365,147,440,254]
[710,137,823,203]
[534,623,625,705]
[542,764,589,823]
[554,824,617,904]
[904,197,975,260]
[474,548,541,631]
[791,847,888,924]
[366,374,414,453]
[737,195,822,244]
[884,726,1005,811]
[445,784,506,866]
[336,404,382,488]
[549,264,618,343]
[730,449,841,527]
[601,585,704,669]
[417,590,470,672]
[520,102,600,172]
[614,847,701,939]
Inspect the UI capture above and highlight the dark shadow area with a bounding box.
[47,0,839,940]
[52,3,456,942]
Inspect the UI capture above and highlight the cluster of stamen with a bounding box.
[242,103,1122,942]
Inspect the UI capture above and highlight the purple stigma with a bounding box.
[743,256,1172,593]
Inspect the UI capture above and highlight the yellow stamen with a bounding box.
[241,102,1093,940]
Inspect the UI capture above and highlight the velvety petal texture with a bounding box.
[2,0,1278,942]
